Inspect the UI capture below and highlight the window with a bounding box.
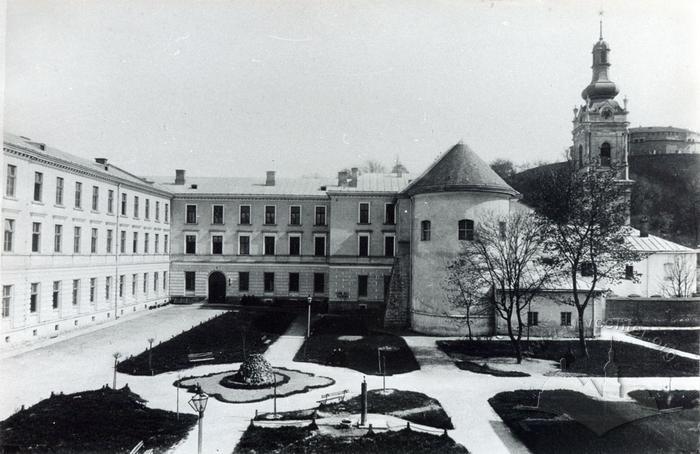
[89,278,96,303]
[154,272,159,292]
[133,196,139,218]
[600,142,611,167]
[73,226,81,253]
[5,164,16,197]
[34,172,43,202]
[359,202,370,224]
[91,228,98,253]
[663,262,673,279]
[185,272,195,292]
[315,206,326,226]
[458,219,474,241]
[358,275,368,298]
[121,193,127,216]
[164,203,169,223]
[384,203,396,225]
[74,182,82,209]
[264,205,276,225]
[358,234,370,257]
[289,235,301,256]
[314,273,325,293]
[145,199,150,219]
[120,230,126,254]
[54,224,63,253]
[154,233,159,253]
[186,205,197,224]
[52,281,61,309]
[164,234,169,253]
[31,222,41,252]
[2,285,12,318]
[527,311,539,326]
[625,265,634,280]
[578,145,584,167]
[499,221,507,240]
[212,205,224,224]
[212,235,223,254]
[155,201,160,221]
[30,283,39,313]
[3,219,14,252]
[236,205,250,225]
[264,235,276,255]
[580,262,595,277]
[289,206,301,225]
[107,190,114,214]
[238,272,249,292]
[420,220,431,241]
[54,177,64,205]
[143,273,148,294]
[119,275,125,298]
[384,235,395,257]
[91,186,99,211]
[185,234,196,254]
[144,233,149,253]
[561,312,572,327]
[163,271,167,290]
[238,235,250,255]
[288,273,300,293]
[132,274,137,295]
[264,272,275,293]
[314,235,326,256]
[132,232,138,254]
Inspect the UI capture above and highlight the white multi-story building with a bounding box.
[1,134,172,344]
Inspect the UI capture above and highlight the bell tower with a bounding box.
[571,14,630,183]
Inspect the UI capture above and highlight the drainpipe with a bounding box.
[115,183,120,319]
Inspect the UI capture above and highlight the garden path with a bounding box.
[264,314,308,364]
[599,326,700,360]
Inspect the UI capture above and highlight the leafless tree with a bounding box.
[659,255,697,298]
[361,159,387,173]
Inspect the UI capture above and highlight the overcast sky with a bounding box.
[3,0,699,179]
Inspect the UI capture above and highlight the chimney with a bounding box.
[95,158,109,170]
[175,169,186,185]
[640,215,649,238]
[337,171,349,187]
[350,167,359,188]
[265,170,276,186]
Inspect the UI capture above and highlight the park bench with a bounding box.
[317,389,349,405]
[187,352,215,363]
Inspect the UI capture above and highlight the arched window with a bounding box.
[420,220,431,241]
[458,219,474,241]
[600,142,611,167]
[578,145,584,167]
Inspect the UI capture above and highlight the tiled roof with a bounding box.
[328,173,412,193]
[150,176,335,197]
[4,133,163,191]
[403,141,519,197]
[625,229,695,253]
[629,126,698,135]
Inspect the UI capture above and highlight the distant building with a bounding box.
[628,127,699,155]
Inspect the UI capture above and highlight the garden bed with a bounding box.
[0,387,197,454]
[454,360,530,377]
[118,309,296,375]
[627,329,700,355]
[234,425,469,453]
[489,389,699,454]
[437,339,700,377]
[294,315,419,375]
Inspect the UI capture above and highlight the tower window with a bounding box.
[420,220,431,241]
[578,145,584,167]
[600,142,611,167]
[458,219,475,241]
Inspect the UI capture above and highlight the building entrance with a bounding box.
[208,272,226,304]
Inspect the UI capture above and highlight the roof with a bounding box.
[402,141,519,197]
[629,126,699,135]
[150,176,334,197]
[625,229,695,253]
[4,132,165,192]
[327,173,412,194]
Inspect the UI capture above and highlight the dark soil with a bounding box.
[234,425,470,454]
[628,329,700,355]
[0,387,197,454]
[489,389,699,454]
[455,360,529,377]
[437,339,700,377]
[118,309,296,375]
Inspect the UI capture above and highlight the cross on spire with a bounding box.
[599,10,604,40]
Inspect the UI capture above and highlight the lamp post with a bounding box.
[176,373,181,421]
[306,295,312,339]
[188,384,209,454]
[147,338,155,375]
[112,352,121,389]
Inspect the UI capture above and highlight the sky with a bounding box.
[2,0,699,179]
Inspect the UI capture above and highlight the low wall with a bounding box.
[605,297,700,326]
[410,311,493,336]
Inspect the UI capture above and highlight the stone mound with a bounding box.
[233,354,275,386]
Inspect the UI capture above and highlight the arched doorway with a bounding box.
[208,272,226,304]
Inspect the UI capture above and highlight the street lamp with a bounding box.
[188,384,209,454]
[112,352,121,389]
[147,338,155,374]
[306,295,312,339]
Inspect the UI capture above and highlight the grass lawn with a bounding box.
[118,309,296,375]
[437,339,699,377]
[0,387,197,454]
[257,389,453,429]
[628,329,700,355]
[293,314,420,375]
[234,425,469,454]
[489,389,699,454]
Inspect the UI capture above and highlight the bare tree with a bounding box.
[444,258,491,340]
[659,255,697,298]
[447,211,553,362]
[361,159,387,173]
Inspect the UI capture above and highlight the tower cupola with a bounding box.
[580,18,619,102]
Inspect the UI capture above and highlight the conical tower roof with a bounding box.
[403,141,519,197]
